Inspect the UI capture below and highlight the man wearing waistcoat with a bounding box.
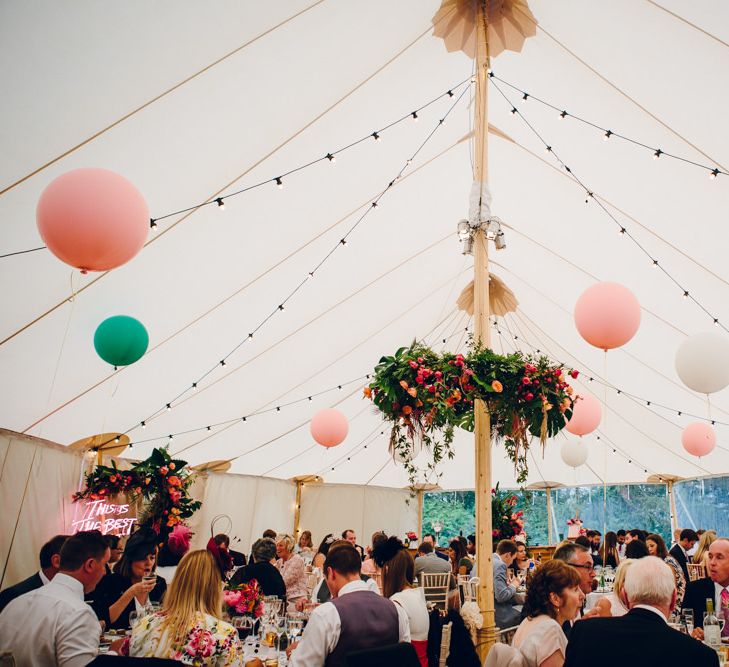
[289,543,410,666]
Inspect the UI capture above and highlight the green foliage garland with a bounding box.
[365,342,577,488]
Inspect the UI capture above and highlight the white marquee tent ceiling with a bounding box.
[2,0,729,490]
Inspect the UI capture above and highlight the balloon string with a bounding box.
[707,394,712,420]
[39,271,77,438]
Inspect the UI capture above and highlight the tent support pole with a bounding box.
[417,488,424,543]
[546,487,553,545]
[473,3,495,657]
[668,480,677,535]
[294,480,303,538]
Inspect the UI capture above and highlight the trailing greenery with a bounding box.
[365,341,576,488]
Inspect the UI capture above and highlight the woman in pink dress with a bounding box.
[275,534,307,608]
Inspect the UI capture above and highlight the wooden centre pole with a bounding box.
[473,2,495,658]
[546,487,553,545]
[294,480,303,538]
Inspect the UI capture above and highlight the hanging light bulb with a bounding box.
[372,132,381,141]
[326,153,336,163]
[275,177,283,189]
[216,198,225,210]
[603,130,612,141]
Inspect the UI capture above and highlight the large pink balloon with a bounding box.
[681,422,716,457]
[37,168,149,272]
[574,282,641,350]
[565,393,602,436]
[310,409,349,448]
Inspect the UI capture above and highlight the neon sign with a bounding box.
[71,498,138,535]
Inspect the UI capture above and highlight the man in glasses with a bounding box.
[553,542,611,636]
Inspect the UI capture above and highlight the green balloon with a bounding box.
[94,315,149,366]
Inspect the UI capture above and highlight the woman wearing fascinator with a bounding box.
[374,536,429,667]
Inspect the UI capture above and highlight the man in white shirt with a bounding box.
[0,534,67,613]
[289,543,409,666]
[616,530,626,560]
[0,530,110,667]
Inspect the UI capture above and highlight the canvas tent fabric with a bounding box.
[0,430,417,589]
[1,2,729,495]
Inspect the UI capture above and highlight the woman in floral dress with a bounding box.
[125,549,243,666]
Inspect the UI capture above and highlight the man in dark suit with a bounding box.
[565,555,718,666]
[669,528,698,582]
[0,534,68,613]
[682,538,729,640]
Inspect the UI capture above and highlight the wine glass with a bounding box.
[287,613,304,643]
[233,616,254,641]
[128,611,139,630]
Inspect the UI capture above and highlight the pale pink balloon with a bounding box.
[310,408,349,448]
[681,422,716,457]
[565,393,602,436]
[574,282,641,350]
[37,168,149,272]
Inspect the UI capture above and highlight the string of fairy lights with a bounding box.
[488,73,729,336]
[491,72,726,180]
[118,374,369,448]
[492,314,722,475]
[1,77,471,259]
[97,82,473,449]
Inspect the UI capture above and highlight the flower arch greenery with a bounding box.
[365,342,577,489]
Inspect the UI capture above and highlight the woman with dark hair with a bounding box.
[599,531,619,568]
[375,536,429,667]
[448,538,472,576]
[512,560,583,667]
[206,533,233,580]
[93,528,167,629]
[646,533,685,607]
[362,531,387,576]
[624,539,649,559]
[312,533,335,570]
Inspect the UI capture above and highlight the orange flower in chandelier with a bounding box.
[491,380,503,393]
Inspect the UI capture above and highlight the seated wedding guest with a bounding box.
[574,536,591,549]
[312,534,335,570]
[414,541,457,597]
[599,531,619,569]
[669,528,698,583]
[263,529,277,540]
[93,527,167,630]
[156,523,192,584]
[207,533,234,580]
[626,528,645,544]
[467,534,476,559]
[308,541,380,604]
[586,530,602,567]
[646,533,685,607]
[692,529,716,568]
[512,559,582,667]
[422,533,449,561]
[564,556,718,667]
[377,537,428,667]
[493,540,523,629]
[553,542,610,634]
[602,559,633,617]
[296,530,315,563]
[288,543,410,666]
[624,539,649,560]
[229,537,286,599]
[276,533,307,608]
[342,529,365,560]
[682,537,729,640]
[509,542,534,578]
[124,550,243,665]
[361,531,387,576]
[449,538,472,575]
[616,529,626,560]
[104,534,123,574]
[0,530,109,667]
[0,533,67,613]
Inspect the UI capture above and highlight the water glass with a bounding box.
[287,613,304,642]
[681,609,694,635]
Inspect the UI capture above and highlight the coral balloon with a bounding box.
[681,422,716,457]
[94,316,149,366]
[561,439,589,468]
[565,393,602,436]
[37,168,149,272]
[675,332,729,394]
[310,409,348,448]
[574,282,641,350]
